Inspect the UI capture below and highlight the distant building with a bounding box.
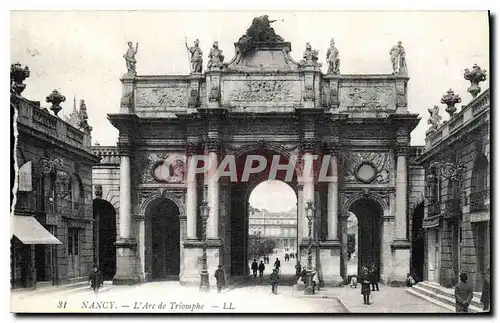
[10,63,100,289]
[248,207,297,250]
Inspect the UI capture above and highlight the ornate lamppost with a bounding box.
[304,200,316,295]
[199,200,210,292]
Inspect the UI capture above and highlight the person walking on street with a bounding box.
[258,260,265,278]
[360,266,372,305]
[454,272,473,313]
[88,264,103,294]
[295,262,302,283]
[270,268,279,294]
[251,259,258,278]
[370,263,379,291]
[214,265,225,293]
[481,268,490,312]
[274,258,281,273]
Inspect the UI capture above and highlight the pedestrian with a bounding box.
[406,273,416,287]
[270,268,279,294]
[214,265,225,293]
[301,268,307,284]
[88,264,103,294]
[350,275,358,288]
[251,259,258,278]
[295,262,302,283]
[481,268,490,312]
[360,266,371,305]
[274,258,281,273]
[258,260,265,278]
[370,263,379,291]
[285,253,289,262]
[454,272,473,313]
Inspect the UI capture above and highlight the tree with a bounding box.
[347,233,356,259]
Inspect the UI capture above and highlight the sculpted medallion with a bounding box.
[138,152,186,184]
[341,151,391,184]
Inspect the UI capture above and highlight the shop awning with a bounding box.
[422,214,441,229]
[10,215,62,245]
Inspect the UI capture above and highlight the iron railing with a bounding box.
[14,192,83,217]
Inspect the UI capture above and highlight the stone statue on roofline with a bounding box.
[207,41,226,69]
[427,105,442,133]
[390,41,407,75]
[299,42,320,68]
[326,38,340,74]
[123,41,139,74]
[185,38,203,73]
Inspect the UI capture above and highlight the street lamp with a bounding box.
[199,200,210,292]
[304,200,316,295]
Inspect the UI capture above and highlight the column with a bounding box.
[186,143,198,240]
[395,144,408,241]
[119,148,132,239]
[206,138,220,240]
[327,149,339,241]
[114,141,138,285]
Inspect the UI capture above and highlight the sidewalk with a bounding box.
[292,285,453,313]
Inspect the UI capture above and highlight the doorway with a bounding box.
[146,198,181,281]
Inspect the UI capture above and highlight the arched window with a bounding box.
[471,154,489,212]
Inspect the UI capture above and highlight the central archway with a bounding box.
[229,146,299,278]
[145,197,180,281]
[247,180,298,281]
[348,198,382,277]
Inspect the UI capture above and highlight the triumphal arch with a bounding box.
[93,17,421,287]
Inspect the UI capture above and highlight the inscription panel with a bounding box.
[135,85,189,109]
[339,84,396,111]
[222,79,302,106]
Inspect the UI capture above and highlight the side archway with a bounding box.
[143,196,182,281]
[93,198,117,280]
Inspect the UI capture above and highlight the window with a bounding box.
[471,154,489,212]
[68,228,80,256]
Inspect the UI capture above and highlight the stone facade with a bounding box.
[248,209,297,250]
[417,85,490,292]
[92,20,429,288]
[11,67,100,289]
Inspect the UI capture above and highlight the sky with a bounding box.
[10,10,490,212]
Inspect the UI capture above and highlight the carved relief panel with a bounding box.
[222,79,302,105]
[339,85,395,111]
[136,85,189,109]
[340,151,391,184]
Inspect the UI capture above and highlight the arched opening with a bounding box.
[229,146,298,279]
[247,180,298,282]
[411,203,425,282]
[145,197,181,281]
[93,198,117,280]
[348,198,382,277]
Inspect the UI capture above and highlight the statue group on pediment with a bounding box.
[122,17,410,77]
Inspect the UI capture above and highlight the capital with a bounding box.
[394,143,410,156]
[117,141,132,156]
[206,137,222,153]
[300,138,316,154]
[186,142,200,156]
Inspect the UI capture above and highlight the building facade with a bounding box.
[10,64,100,289]
[92,17,428,287]
[248,208,297,250]
[417,67,490,292]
